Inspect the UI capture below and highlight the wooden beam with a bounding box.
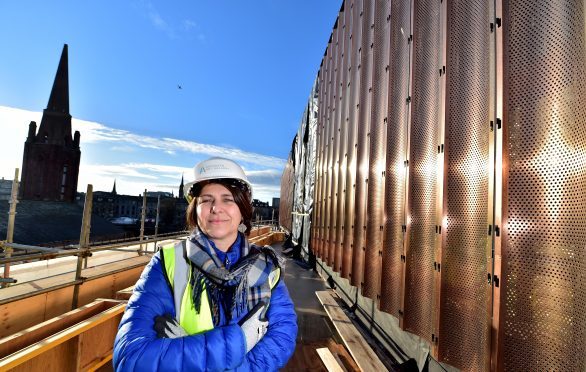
[317,347,345,372]
[316,291,388,372]
[0,302,125,369]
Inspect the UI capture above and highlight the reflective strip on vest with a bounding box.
[161,241,281,335]
[162,242,214,335]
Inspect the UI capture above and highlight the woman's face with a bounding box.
[196,183,242,251]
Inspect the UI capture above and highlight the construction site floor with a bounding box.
[276,243,359,372]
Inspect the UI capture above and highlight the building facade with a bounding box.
[20,44,81,203]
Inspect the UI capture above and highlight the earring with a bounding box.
[238,222,246,233]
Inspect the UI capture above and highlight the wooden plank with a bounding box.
[316,291,388,372]
[0,303,125,370]
[317,347,345,372]
[115,285,135,300]
[0,299,114,357]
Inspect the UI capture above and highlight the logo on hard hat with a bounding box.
[200,164,230,174]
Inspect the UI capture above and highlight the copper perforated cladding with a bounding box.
[322,39,334,262]
[318,65,328,260]
[313,69,325,258]
[342,0,363,279]
[403,0,441,341]
[363,0,391,300]
[436,0,491,369]
[351,0,375,288]
[380,0,411,316]
[328,19,342,268]
[499,0,586,370]
[334,6,350,273]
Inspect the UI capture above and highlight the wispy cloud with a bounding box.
[139,2,205,41]
[183,19,196,31]
[76,120,285,168]
[145,2,176,39]
[0,106,284,202]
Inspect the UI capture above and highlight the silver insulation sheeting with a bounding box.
[302,80,319,251]
[279,0,586,370]
[291,108,306,245]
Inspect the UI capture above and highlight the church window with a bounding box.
[60,165,68,201]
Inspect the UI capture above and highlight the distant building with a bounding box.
[252,199,278,222]
[0,179,13,201]
[272,198,280,208]
[81,178,189,233]
[19,44,81,203]
[0,45,125,246]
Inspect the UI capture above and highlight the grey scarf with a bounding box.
[186,228,285,325]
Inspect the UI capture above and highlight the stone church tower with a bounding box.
[20,44,81,202]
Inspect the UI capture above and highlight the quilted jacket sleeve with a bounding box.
[113,252,247,372]
[240,278,298,371]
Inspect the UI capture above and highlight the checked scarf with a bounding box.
[186,228,285,325]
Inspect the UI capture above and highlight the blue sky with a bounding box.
[0,1,340,202]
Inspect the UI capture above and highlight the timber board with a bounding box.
[316,291,388,372]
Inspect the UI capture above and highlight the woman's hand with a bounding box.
[154,314,188,338]
[238,301,269,352]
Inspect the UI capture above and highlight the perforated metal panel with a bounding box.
[363,0,391,300]
[498,0,586,370]
[351,0,375,288]
[334,2,352,273]
[322,40,334,262]
[380,0,411,317]
[328,19,342,268]
[436,0,491,369]
[403,0,441,343]
[313,69,325,258]
[342,0,363,279]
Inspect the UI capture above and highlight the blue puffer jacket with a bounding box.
[113,239,298,371]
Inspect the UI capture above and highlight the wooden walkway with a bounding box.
[277,244,359,372]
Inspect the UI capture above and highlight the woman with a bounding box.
[113,157,298,371]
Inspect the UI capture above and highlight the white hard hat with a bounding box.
[185,157,252,202]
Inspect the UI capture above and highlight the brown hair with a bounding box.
[186,179,253,235]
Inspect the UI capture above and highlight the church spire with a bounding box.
[36,44,75,146]
[178,173,184,199]
[112,179,117,195]
[46,44,69,113]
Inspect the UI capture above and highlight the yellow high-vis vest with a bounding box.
[161,241,280,335]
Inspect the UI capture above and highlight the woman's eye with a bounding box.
[223,198,234,203]
[199,198,212,204]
